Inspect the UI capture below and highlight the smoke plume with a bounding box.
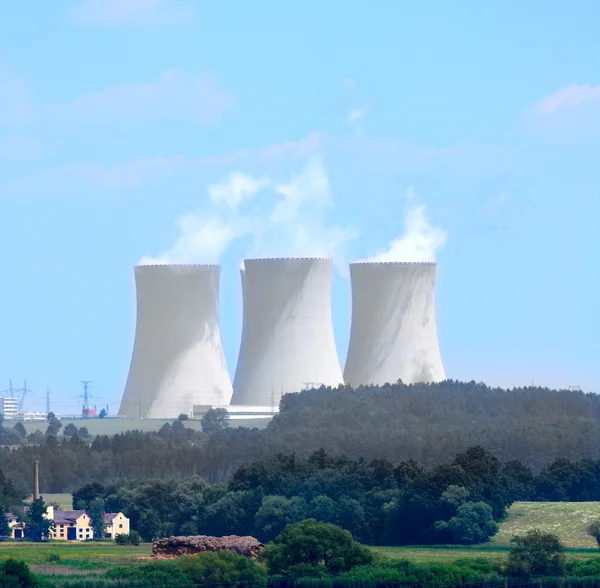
[140,155,358,272]
[365,187,447,263]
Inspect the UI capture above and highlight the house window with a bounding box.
[119,524,123,528]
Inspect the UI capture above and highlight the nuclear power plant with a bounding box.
[117,258,446,419]
[118,264,233,419]
[343,261,445,387]
[231,258,344,406]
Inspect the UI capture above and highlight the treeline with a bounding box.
[2,380,600,493]
[69,446,600,546]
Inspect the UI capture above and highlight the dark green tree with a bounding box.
[63,423,78,436]
[98,409,107,419]
[23,497,54,542]
[0,507,10,537]
[12,422,26,439]
[507,529,565,577]
[260,519,373,577]
[0,558,38,587]
[88,497,106,541]
[435,501,497,544]
[78,426,90,438]
[201,408,229,434]
[587,519,600,547]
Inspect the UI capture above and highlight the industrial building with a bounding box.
[119,264,233,419]
[344,261,445,387]
[231,258,344,406]
[0,396,19,420]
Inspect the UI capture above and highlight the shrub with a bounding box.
[507,529,566,577]
[106,561,194,587]
[588,519,600,547]
[46,553,61,563]
[261,519,373,578]
[178,550,267,588]
[115,531,141,545]
[0,558,39,587]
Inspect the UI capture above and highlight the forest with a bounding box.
[60,445,600,545]
[1,380,599,494]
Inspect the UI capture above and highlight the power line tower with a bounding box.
[79,381,93,419]
[1,380,34,412]
[46,387,51,415]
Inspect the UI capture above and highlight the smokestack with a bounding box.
[33,460,40,501]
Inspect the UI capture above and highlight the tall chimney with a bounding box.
[33,460,40,501]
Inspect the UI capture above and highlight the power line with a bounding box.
[1,379,34,412]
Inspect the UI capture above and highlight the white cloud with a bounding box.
[364,187,447,263]
[71,69,232,124]
[208,172,271,211]
[533,83,600,117]
[141,155,359,273]
[70,0,195,26]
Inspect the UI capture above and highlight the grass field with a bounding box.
[490,502,600,548]
[22,416,271,436]
[25,493,73,509]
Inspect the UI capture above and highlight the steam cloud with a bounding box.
[363,186,447,263]
[139,155,358,272]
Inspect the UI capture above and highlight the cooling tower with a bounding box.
[231,258,344,406]
[119,264,233,419]
[344,262,445,387]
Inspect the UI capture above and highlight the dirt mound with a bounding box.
[152,535,264,559]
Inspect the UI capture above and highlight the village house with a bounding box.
[4,506,130,541]
[104,512,130,539]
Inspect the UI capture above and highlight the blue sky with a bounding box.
[1,0,599,414]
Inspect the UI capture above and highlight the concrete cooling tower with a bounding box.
[119,264,233,419]
[231,258,344,406]
[344,262,445,387]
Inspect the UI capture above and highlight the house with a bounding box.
[6,511,25,539]
[5,505,53,539]
[50,510,93,541]
[104,512,130,539]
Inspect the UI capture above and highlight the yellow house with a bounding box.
[6,505,54,539]
[50,510,93,541]
[104,512,130,539]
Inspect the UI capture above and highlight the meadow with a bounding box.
[22,416,271,436]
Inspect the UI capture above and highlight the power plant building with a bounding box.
[344,261,445,387]
[119,264,233,419]
[231,258,344,406]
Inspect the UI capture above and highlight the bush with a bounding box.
[106,561,194,587]
[46,553,61,563]
[588,519,600,547]
[507,529,566,577]
[177,550,267,588]
[0,558,39,588]
[115,531,141,545]
[261,519,373,578]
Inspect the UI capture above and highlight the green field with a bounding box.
[491,502,600,549]
[25,493,73,509]
[22,416,271,436]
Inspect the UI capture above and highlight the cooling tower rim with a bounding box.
[134,263,221,269]
[243,256,333,262]
[350,261,437,267]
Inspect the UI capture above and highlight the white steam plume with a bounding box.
[364,187,447,263]
[139,155,358,272]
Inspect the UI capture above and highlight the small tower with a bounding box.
[33,460,40,501]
